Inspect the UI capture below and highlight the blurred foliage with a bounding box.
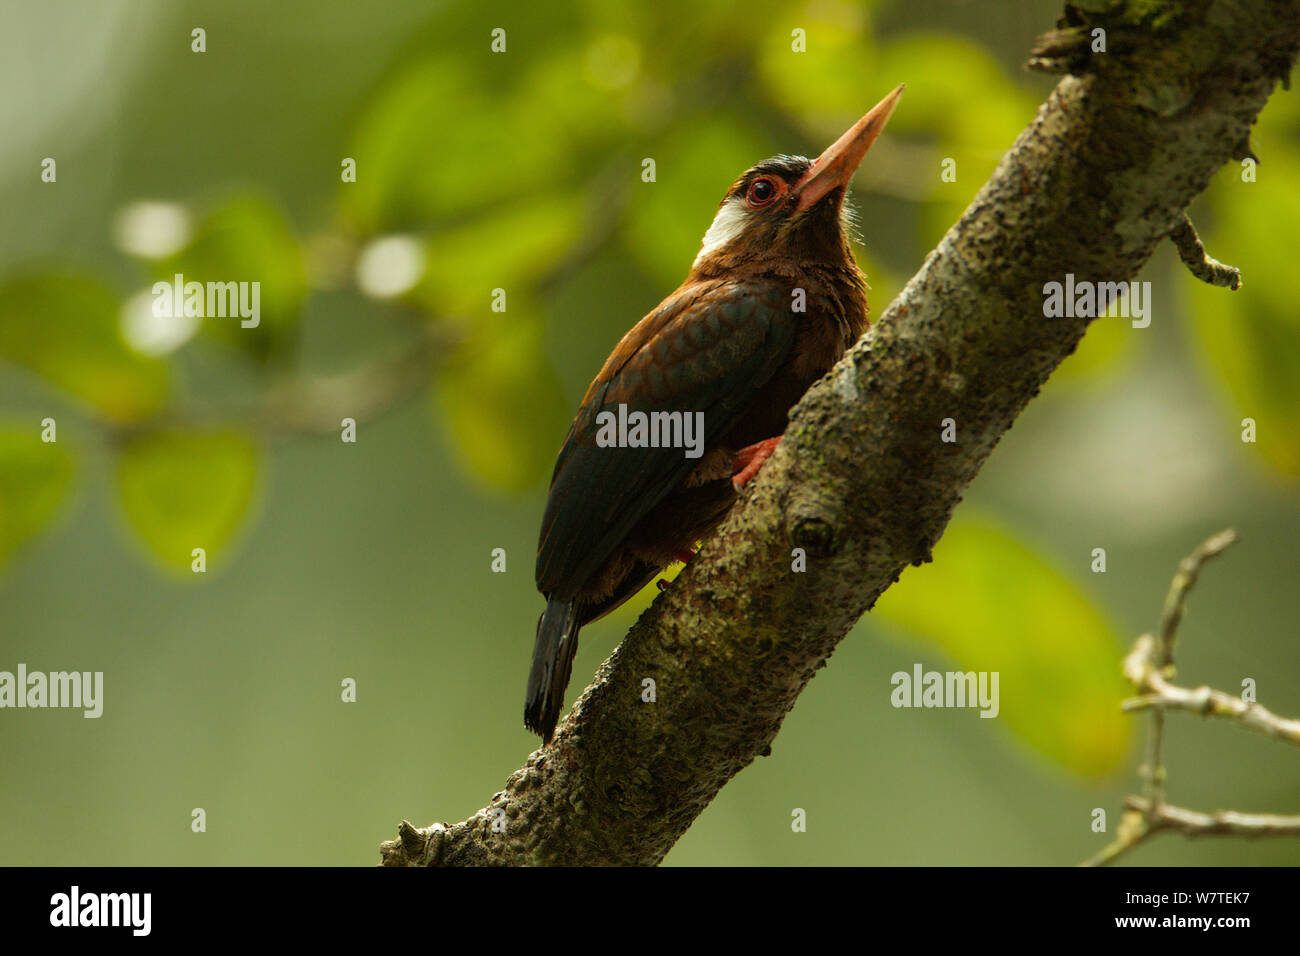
[436,316,569,493]
[876,516,1131,778]
[0,273,169,421]
[151,193,306,360]
[412,196,585,316]
[0,0,1297,866]
[625,118,771,285]
[344,59,570,229]
[117,429,259,573]
[0,425,73,568]
[1187,91,1300,479]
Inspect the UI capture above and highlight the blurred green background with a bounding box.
[1,0,1297,866]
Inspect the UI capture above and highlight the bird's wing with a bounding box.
[536,278,796,599]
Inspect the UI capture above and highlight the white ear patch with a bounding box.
[693,196,749,267]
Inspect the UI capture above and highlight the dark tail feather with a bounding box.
[525,600,581,744]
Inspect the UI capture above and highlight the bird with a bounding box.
[525,84,905,745]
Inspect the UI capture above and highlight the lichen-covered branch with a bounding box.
[382,0,1300,866]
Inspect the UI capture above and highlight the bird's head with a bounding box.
[691,84,904,276]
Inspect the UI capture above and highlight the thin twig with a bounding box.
[1128,798,1300,837]
[1083,800,1300,867]
[1123,674,1300,745]
[1084,530,1300,866]
[1158,527,1238,655]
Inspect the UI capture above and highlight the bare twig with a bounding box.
[1158,528,1239,654]
[1084,531,1300,866]
[1144,528,1237,805]
[1122,674,1300,745]
[1128,798,1300,837]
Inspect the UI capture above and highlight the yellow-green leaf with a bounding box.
[874,515,1132,778]
[0,274,168,422]
[0,425,74,567]
[1187,143,1300,478]
[624,117,769,286]
[876,35,1041,254]
[436,317,568,493]
[343,58,570,231]
[757,5,880,121]
[154,194,305,359]
[413,195,585,316]
[1047,308,1136,391]
[117,430,259,572]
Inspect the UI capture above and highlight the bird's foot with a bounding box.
[659,547,698,590]
[732,437,782,490]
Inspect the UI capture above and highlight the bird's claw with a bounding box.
[731,437,782,490]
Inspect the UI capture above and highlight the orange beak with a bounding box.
[792,84,904,215]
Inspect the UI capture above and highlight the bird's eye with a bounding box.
[746,177,780,208]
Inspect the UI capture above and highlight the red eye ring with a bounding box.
[745,176,781,208]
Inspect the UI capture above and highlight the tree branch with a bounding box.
[381,0,1300,866]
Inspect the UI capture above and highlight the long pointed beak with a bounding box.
[792,83,904,214]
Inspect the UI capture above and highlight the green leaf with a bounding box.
[877,35,1041,255]
[117,430,259,572]
[412,194,585,316]
[623,116,770,286]
[0,274,168,422]
[154,194,305,360]
[436,316,569,493]
[0,425,74,567]
[876,34,1036,160]
[757,5,881,121]
[343,58,571,231]
[1047,310,1136,391]
[874,515,1132,778]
